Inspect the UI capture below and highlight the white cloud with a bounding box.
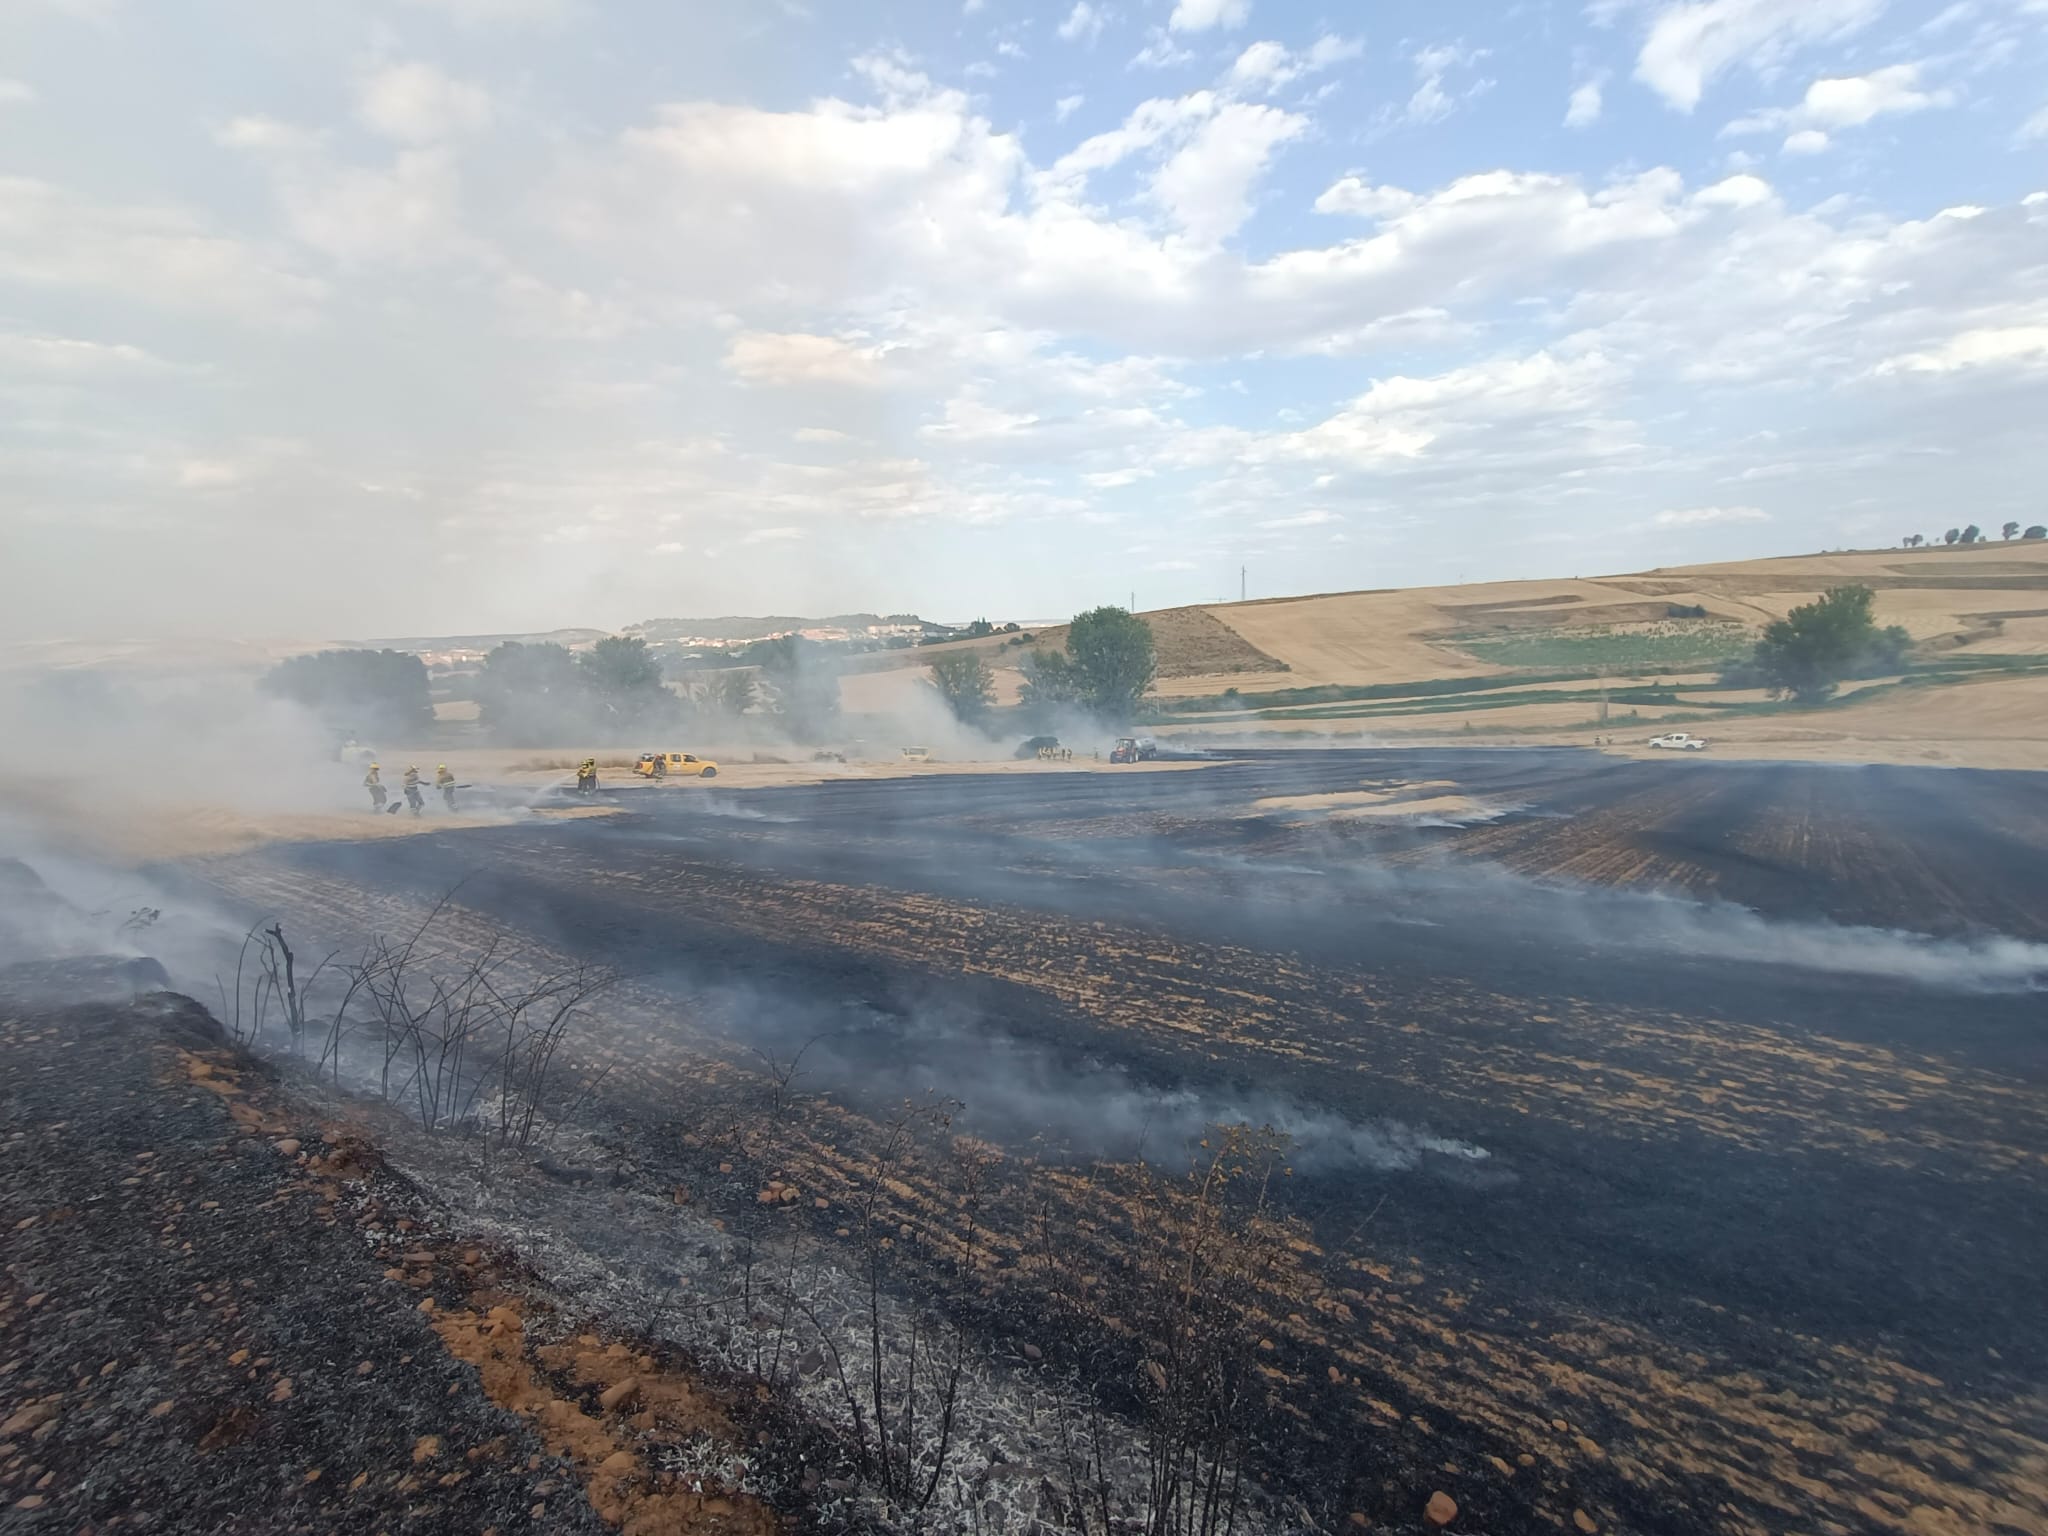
[219,98,484,268]
[396,0,570,21]
[178,459,245,489]
[1726,64,1953,140]
[1404,43,1492,127]
[1057,2,1104,43]
[1783,128,1831,154]
[1874,324,2048,375]
[741,526,804,543]
[922,396,1042,442]
[1692,172,1772,206]
[795,426,853,443]
[215,115,320,152]
[1654,505,1769,526]
[1636,0,1885,112]
[0,79,37,106]
[1313,178,1420,219]
[6,0,113,17]
[1047,90,1216,185]
[1169,0,1250,34]
[1258,508,1341,528]
[1131,32,1196,69]
[1799,64,1950,126]
[1149,101,1305,245]
[359,62,495,143]
[276,149,473,266]
[653,541,686,554]
[725,331,883,387]
[1565,78,1605,128]
[0,332,169,375]
[1228,35,1361,94]
[2018,103,2048,141]
[1055,93,1085,121]
[1192,350,1627,478]
[0,175,324,322]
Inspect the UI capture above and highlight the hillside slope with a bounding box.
[1190,540,2048,694]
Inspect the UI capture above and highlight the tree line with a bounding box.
[926,606,1158,730]
[1902,523,2045,547]
[261,633,848,746]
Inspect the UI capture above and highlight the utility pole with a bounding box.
[1599,666,1610,726]
[1130,589,1135,613]
[1240,565,1246,602]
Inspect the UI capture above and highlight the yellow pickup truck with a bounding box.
[633,752,719,779]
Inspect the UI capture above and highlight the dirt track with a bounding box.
[175,749,2048,1536]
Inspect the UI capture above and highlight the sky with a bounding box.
[1,0,2045,641]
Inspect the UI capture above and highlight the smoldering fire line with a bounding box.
[615,793,2048,997]
[685,988,1500,1178]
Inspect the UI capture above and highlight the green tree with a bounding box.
[1745,585,1910,703]
[261,649,432,738]
[580,635,678,734]
[2025,525,2047,541]
[1944,528,1961,545]
[580,635,664,697]
[2003,521,2021,541]
[755,636,841,741]
[1960,523,1983,544]
[1016,651,1082,727]
[475,641,587,744]
[962,617,995,639]
[705,670,756,718]
[928,651,995,726]
[1066,606,1157,723]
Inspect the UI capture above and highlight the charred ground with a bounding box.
[105,750,2048,1532]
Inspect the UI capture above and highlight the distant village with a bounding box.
[397,614,1027,676]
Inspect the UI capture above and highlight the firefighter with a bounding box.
[576,757,598,794]
[402,765,425,818]
[364,762,386,813]
[436,763,458,813]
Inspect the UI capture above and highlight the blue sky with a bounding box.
[2,0,2045,639]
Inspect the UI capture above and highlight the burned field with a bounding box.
[159,750,2048,1534]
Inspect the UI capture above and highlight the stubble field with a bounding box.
[172,749,2048,1535]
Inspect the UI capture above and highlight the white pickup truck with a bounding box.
[1647,732,1708,751]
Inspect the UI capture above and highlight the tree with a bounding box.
[261,649,432,738]
[578,635,674,731]
[2003,522,2021,541]
[580,634,664,695]
[1065,606,1158,723]
[1944,528,1961,545]
[755,636,841,742]
[475,641,586,744]
[1017,650,1084,726]
[962,617,995,640]
[1960,524,1983,545]
[928,651,995,727]
[1743,584,1910,703]
[2025,526,2047,541]
[704,670,756,718]
[1903,534,1924,548]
